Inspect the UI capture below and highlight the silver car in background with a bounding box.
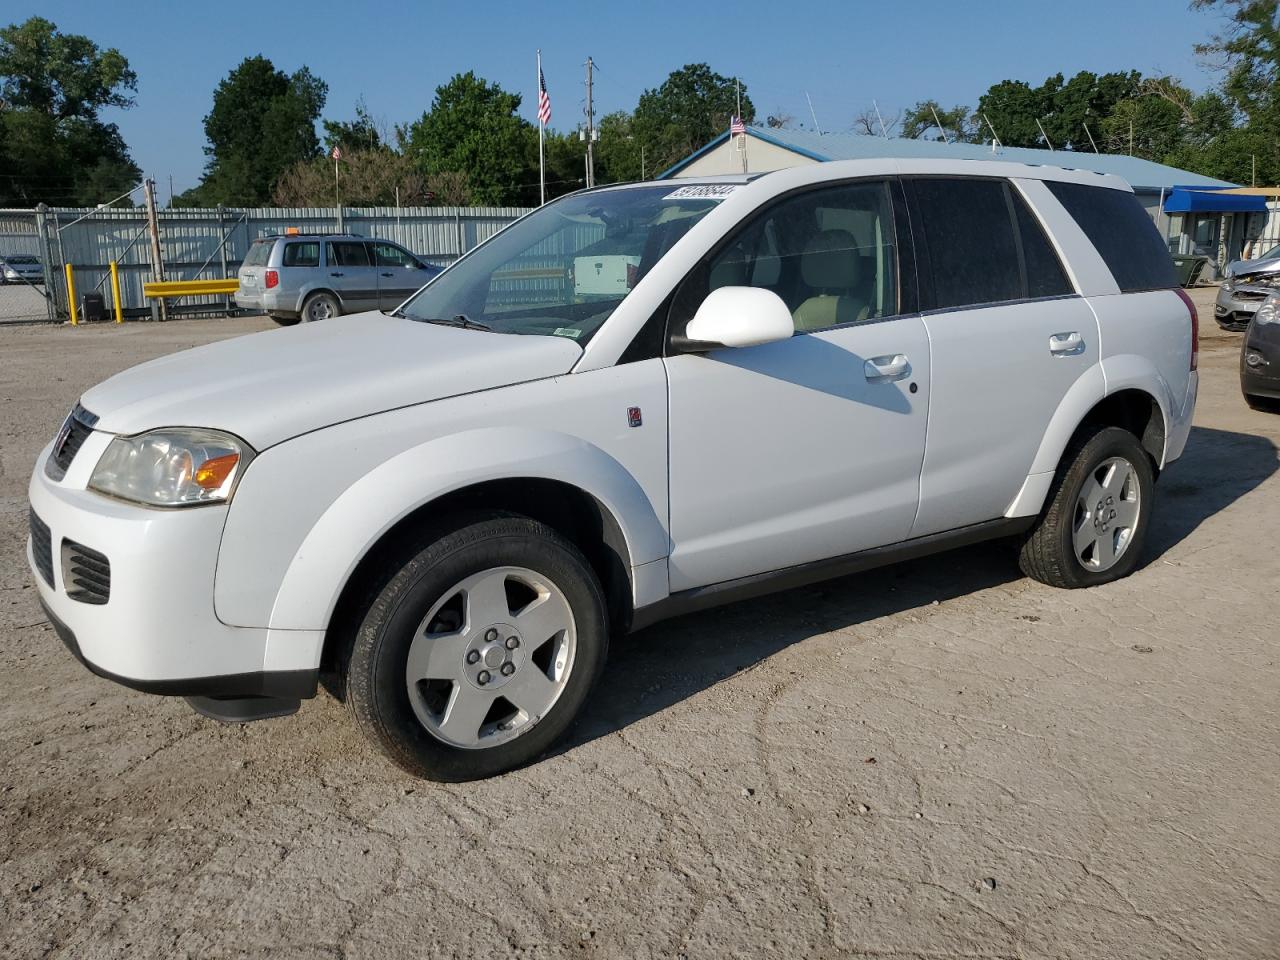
[1216,243,1280,330]
[235,233,441,325]
[0,254,44,284]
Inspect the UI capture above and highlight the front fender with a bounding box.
[264,427,668,632]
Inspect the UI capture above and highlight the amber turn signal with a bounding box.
[194,453,241,490]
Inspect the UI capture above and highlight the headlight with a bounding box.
[89,428,254,507]
[1254,294,1280,326]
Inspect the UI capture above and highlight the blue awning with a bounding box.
[1163,187,1268,213]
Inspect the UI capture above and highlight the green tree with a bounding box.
[901,100,976,142]
[400,72,531,206]
[323,97,383,154]
[0,16,140,205]
[974,71,1141,149]
[632,63,754,173]
[183,55,327,206]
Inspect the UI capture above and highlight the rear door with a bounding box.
[904,176,1102,537]
[373,241,432,308]
[325,240,380,311]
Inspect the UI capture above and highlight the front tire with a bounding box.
[344,514,608,781]
[1019,425,1154,589]
[270,313,300,326]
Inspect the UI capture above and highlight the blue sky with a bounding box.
[12,0,1228,198]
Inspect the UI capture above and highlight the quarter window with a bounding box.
[1045,180,1177,292]
[676,180,899,336]
[282,242,320,267]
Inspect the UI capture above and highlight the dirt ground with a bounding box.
[1,301,1277,960]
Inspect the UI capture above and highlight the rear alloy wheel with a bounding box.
[344,514,608,781]
[1019,425,1154,589]
[301,291,341,322]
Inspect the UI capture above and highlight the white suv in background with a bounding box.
[28,159,1198,781]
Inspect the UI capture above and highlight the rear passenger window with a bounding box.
[1045,181,1177,292]
[1012,192,1073,298]
[910,178,1022,309]
[282,242,319,267]
[326,241,371,267]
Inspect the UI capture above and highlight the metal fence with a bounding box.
[0,204,531,325]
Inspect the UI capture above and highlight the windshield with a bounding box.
[3,255,38,265]
[243,240,273,267]
[1258,243,1280,261]
[398,184,727,342]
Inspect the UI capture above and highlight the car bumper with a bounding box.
[1215,284,1274,328]
[27,433,321,707]
[234,288,293,314]
[1242,323,1280,399]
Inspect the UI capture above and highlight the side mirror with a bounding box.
[675,286,794,352]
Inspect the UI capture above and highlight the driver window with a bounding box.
[688,180,899,335]
[374,242,414,268]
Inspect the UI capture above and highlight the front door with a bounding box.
[665,179,931,591]
[373,241,431,308]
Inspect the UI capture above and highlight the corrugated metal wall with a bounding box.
[1,205,531,317]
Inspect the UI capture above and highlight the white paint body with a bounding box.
[27,158,1198,689]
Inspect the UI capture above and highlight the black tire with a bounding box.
[300,291,341,323]
[270,313,300,326]
[343,514,608,781]
[1019,425,1155,589]
[1244,393,1280,413]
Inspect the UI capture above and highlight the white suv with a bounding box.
[28,159,1198,780]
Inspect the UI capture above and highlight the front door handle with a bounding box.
[1049,331,1085,356]
[864,353,910,382]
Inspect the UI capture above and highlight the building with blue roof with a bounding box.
[661,126,1270,276]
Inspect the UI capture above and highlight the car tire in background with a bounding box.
[342,513,609,782]
[270,314,300,327]
[301,291,341,323]
[1019,425,1155,589]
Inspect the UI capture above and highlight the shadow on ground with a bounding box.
[567,424,1279,752]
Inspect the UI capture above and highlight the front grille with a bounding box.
[45,403,98,481]
[29,509,54,587]
[1234,289,1268,302]
[62,539,110,605]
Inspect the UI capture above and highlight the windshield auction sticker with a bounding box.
[663,184,739,201]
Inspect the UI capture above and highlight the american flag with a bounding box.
[730,115,746,135]
[331,145,341,161]
[538,69,552,126]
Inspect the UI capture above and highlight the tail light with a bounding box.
[1175,287,1198,371]
[264,269,279,289]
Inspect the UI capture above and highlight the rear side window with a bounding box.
[282,241,319,267]
[1046,181,1177,292]
[908,177,1072,310]
[326,241,371,267]
[243,241,273,267]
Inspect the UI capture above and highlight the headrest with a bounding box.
[800,229,861,290]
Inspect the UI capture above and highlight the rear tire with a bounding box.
[1019,425,1154,589]
[301,291,341,323]
[343,514,609,781]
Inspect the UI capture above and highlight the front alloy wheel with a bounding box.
[344,514,608,781]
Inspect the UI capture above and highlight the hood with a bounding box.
[80,312,583,449]
[1228,256,1280,280]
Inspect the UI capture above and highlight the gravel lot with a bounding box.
[2,304,1277,960]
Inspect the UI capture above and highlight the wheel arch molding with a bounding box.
[259,427,667,640]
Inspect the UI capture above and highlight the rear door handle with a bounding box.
[1049,331,1084,356]
[381,271,395,277]
[864,353,910,382]
[330,271,345,277]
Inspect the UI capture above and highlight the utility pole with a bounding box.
[584,57,597,188]
[143,178,167,322]
[168,174,175,207]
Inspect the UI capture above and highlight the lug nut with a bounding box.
[466,650,480,664]
[501,662,515,676]
[485,628,498,642]
[505,636,519,650]
[477,670,491,685]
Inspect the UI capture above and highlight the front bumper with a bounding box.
[27,432,322,705]
[1216,283,1275,329]
[1242,323,1280,400]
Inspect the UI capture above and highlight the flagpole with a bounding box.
[736,78,747,174]
[537,49,546,206]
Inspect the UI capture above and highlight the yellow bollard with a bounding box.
[109,261,124,323]
[65,262,78,326]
